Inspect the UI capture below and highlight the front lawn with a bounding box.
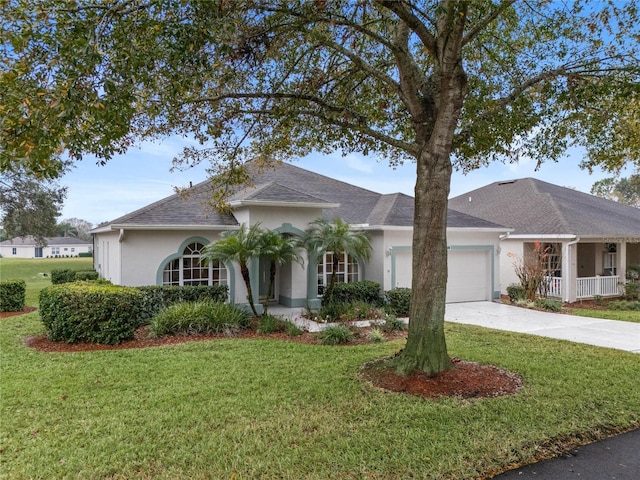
[566,307,640,323]
[1,312,639,479]
[0,257,93,307]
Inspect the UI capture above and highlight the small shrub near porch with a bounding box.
[149,301,250,337]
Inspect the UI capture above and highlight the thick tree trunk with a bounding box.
[392,149,453,376]
[391,9,468,375]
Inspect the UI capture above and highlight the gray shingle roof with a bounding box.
[229,182,335,206]
[101,160,503,230]
[449,178,640,237]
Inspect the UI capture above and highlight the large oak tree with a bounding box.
[2,1,638,374]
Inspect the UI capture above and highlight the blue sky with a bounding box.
[60,137,625,226]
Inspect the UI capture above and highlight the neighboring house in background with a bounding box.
[0,236,93,259]
[449,178,640,303]
[91,161,507,312]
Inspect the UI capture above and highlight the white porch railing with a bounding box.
[576,276,620,299]
[541,276,563,298]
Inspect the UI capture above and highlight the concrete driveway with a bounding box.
[445,302,640,353]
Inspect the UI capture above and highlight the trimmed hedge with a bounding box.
[385,288,411,316]
[51,268,78,284]
[323,280,382,306]
[136,285,229,321]
[75,270,99,281]
[0,279,26,312]
[39,284,144,344]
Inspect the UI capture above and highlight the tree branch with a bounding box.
[375,0,437,54]
[235,107,418,156]
[462,0,518,47]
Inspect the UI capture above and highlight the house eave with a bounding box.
[229,200,340,209]
[502,234,579,240]
[92,224,240,233]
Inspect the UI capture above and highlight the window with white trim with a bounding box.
[317,252,359,294]
[604,243,617,276]
[162,242,227,286]
[51,247,60,255]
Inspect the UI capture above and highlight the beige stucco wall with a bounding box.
[234,205,325,231]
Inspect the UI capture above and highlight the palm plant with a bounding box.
[302,217,372,304]
[202,223,264,317]
[259,231,304,314]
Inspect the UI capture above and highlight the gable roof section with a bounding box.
[97,160,504,231]
[229,181,338,208]
[449,178,640,237]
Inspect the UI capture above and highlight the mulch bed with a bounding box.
[0,306,37,318]
[11,307,523,400]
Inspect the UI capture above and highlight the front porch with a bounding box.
[542,239,639,302]
[545,275,621,300]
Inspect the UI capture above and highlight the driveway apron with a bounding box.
[445,302,640,353]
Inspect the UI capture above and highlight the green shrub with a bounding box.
[507,284,526,303]
[0,279,26,312]
[285,321,303,336]
[257,314,287,334]
[39,284,144,344]
[51,268,77,284]
[622,281,640,301]
[385,288,411,316]
[74,270,99,281]
[256,314,303,336]
[149,300,249,337]
[368,327,385,343]
[534,298,562,312]
[317,302,349,322]
[78,252,93,257]
[317,324,353,345]
[323,281,382,306]
[136,285,229,321]
[317,301,386,322]
[381,315,406,332]
[607,300,640,311]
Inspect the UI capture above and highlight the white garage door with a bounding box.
[393,248,491,303]
[446,249,491,303]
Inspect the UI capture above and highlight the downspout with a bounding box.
[118,229,124,285]
[563,236,580,303]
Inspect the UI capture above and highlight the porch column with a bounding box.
[563,240,579,303]
[620,240,627,285]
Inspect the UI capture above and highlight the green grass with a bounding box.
[1,312,639,479]
[566,307,640,323]
[0,257,93,307]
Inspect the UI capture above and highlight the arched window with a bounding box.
[162,242,227,286]
[316,252,359,294]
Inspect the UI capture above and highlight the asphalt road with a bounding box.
[492,428,640,479]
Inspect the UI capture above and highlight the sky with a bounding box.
[59,137,626,227]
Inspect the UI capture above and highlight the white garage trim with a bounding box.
[389,244,498,302]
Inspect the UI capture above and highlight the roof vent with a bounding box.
[498,180,517,185]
